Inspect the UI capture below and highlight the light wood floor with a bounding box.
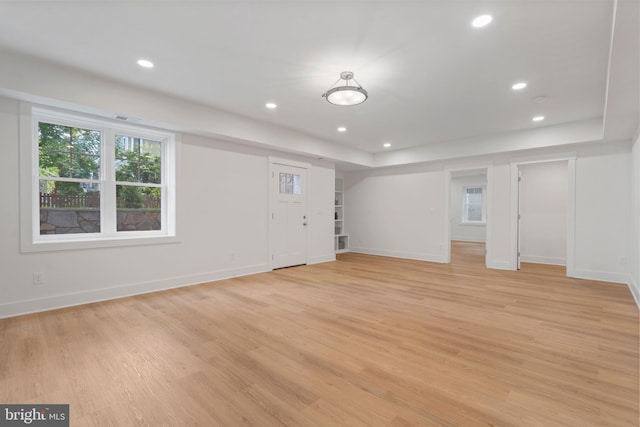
[1,242,638,426]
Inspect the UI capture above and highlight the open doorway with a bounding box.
[509,154,576,274]
[517,161,568,270]
[448,168,488,267]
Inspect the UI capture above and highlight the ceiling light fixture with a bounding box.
[472,14,493,28]
[383,142,391,148]
[337,126,347,132]
[136,59,154,68]
[265,102,277,109]
[512,82,527,90]
[322,71,368,106]
[532,115,545,122]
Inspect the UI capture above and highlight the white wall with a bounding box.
[486,162,512,270]
[0,96,336,318]
[518,161,568,265]
[572,145,630,283]
[449,174,487,243]
[344,142,633,285]
[631,131,640,307]
[346,166,446,262]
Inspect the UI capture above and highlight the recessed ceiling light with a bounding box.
[383,142,391,148]
[337,126,347,132]
[532,116,545,122]
[265,102,277,109]
[136,59,154,68]
[472,14,493,28]
[512,82,527,90]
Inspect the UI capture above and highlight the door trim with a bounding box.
[268,157,311,270]
[443,164,492,266]
[509,153,576,274]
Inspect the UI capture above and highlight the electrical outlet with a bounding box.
[33,272,45,285]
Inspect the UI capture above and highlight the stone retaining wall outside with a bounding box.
[40,209,161,234]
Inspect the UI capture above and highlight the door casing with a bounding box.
[268,157,311,269]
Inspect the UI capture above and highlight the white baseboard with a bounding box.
[628,276,640,310]
[520,255,566,266]
[349,246,447,263]
[0,263,270,319]
[308,254,336,265]
[486,259,514,270]
[451,237,486,243]
[570,268,628,285]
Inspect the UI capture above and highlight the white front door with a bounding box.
[270,162,308,269]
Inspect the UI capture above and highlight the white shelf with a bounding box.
[335,234,349,253]
[334,178,348,253]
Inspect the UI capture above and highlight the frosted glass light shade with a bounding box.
[325,86,368,106]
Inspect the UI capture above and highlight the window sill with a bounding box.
[460,222,486,226]
[21,234,179,253]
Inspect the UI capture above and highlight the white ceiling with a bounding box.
[0,1,637,157]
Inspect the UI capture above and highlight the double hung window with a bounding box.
[461,186,486,224]
[22,107,176,251]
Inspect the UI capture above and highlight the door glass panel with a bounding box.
[279,173,301,194]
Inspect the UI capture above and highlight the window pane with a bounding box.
[462,186,485,223]
[39,122,101,179]
[39,180,100,234]
[279,173,300,194]
[466,187,482,195]
[116,185,161,231]
[467,205,483,221]
[115,136,162,184]
[293,174,301,195]
[279,173,287,193]
[466,193,482,205]
[286,174,293,194]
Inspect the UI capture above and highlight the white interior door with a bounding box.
[270,162,308,269]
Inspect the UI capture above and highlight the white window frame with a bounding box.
[20,104,178,252]
[461,185,486,225]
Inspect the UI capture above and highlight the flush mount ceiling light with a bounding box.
[322,71,368,106]
[337,126,347,132]
[265,102,277,109]
[383,142,391,148]
[512,82,527,90]
[532,115,545,122]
